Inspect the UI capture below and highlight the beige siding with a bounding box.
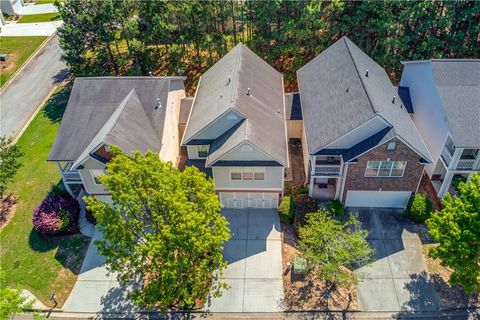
[159,85,185,164]
[287,120,303,139]
[213,166,283,190]
[220,142,273,161]
[79,157,107,195]
[187,145,209,159]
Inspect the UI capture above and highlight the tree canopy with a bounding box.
[0,136,23,198]
[84,147,230,310]
[298,209,372,288]
[56,0,480,92]
[426,173,480,294]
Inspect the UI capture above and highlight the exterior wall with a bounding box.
[187,145,208,159]
[287,120,302,139]
[189,110,242,141]
[220,141,272,161]
[400,63,450,177]
[159,86,185,164]
[1,0,23,15]
[212,166,283,191]
[341,138,425,202]
[79,157,107,195]
[301,124,310,181]
[325,116,389,149]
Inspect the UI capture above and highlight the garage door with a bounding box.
[219,192,279,209]
[345,191,411,208]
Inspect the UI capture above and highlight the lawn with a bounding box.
[32,0,62,4]
[18,12,61,23]
[0,36,47,88]
[0,84,90,308]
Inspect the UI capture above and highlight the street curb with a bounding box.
[0,31,58,94]
[12,84,58,144]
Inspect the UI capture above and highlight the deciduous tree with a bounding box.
[426,173,480,293]
[84,147,230,310]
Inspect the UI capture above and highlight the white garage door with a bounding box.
[219,192,278,209]
[345,191,411,208]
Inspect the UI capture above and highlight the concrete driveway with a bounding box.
[206,208,284,312]
[352,208,440,312]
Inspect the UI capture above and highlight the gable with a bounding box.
[217,141,275,162]
[184,109,244,143]
[354,136,426,164]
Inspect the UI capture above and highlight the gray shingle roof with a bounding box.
[184,43,288,167]
[48,77,184,162]
[430,60,480,148]
[298,36,431,161]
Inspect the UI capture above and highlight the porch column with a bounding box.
[438,171,454,198]
[309,175,314,197]
[466,173,473,183]
[448,148,463,171]
[473,149,480,171]
[334,177,342,200]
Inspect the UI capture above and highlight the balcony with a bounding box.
[62,170,82,183]
[456,159,476,170]
[441,146,479,171]
[315,165,341,176]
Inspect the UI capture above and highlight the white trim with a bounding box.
[339,163,348,201]
[217,188,283,191]
[196,145,209,158]
[415,166,426,193]
[281,75,290,169]
[229,168,266,181]
[89,169,105,185]
[364,160,407,178]
[181,76,202,145]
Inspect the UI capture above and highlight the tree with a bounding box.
[0,136,23,198]
[426,173,480,293]
[84,147,230,310]
[298,208,372,288]
[0,268,31,320]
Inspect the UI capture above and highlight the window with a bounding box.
[90,169,105,185]
[387,142,396,151]
[230,169,265,181]
[197,146,208,158]
[365,161,406,177]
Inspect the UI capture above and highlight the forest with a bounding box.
[57,0,480,92]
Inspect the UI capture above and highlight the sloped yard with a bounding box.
[0,84,90,307]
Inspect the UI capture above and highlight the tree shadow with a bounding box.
[52,67,69,85]
[41,82,72,123]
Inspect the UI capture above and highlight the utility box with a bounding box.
[292,257,307,275]
[0,54,8,61]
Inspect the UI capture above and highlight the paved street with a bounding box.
[206,208,284,312]
[0,35,68,138]
[353,208,441,312]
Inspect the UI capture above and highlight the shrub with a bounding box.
[452,175,467,191]
[328,200,345,219]
[405,193,433,223]
[293,194,318,230]
[296,185,308,195]
[278,196,294,224]
[85,208,97,225]
[32,192,79,236]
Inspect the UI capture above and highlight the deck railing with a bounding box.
[456,159,475,170]
[315,165,341,176]
[62,171,82,183]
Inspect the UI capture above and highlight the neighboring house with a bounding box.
[400,59,480,198]
[1,0,23,15]
[48,77,186,202]
[182,43,289,209]
[284,92,303,140]
[297,36,431,209]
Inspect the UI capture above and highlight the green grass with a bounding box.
[0,36,47,88]
[0,84,90,307]
[33,0,62,4]
[18,12,61,23]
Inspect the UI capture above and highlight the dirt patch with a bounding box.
[281,223,358,311]
[0,195,17,231]
[0,53,19,74]
[422,244,479,309]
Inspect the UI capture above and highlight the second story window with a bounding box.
[197,145,208,158]
[365,161,406,177]
[230,169,265,181]
[90,169,105,185]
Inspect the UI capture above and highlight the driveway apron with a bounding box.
[353,208,441,312]
[207,208,284,312]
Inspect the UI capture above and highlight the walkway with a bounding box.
[206,208,284,312]
[353,208,441,312]
[0,35,68,138]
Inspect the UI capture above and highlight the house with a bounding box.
[1,0,23,15]
[181,43,289,209]
[48,77,186,202]
[297,36,431,209]
[399,59,480,198]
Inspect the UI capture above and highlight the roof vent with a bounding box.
[277,109,281,114]
[346,87,349,93]
[246,88,252,96]
[227,76,231,85]
[148,71,153,77]
[154,98,161,110]
[392,96,396,104]
[365,69,369,77]
[177,69,185,76]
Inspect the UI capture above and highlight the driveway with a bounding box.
[0,35,68,138]
[19,3,58,15]
[0,21,63,37]
[206,208,284,312]
[353,208,440,312]
[63,229,139,313]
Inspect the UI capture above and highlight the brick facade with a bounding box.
[341,138,425,202]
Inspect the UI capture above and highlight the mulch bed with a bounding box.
[281,223,358,311]
[0,195,16,231]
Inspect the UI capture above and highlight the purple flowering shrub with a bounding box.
[32,191,80,236]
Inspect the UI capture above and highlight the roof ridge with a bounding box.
[344,38,377,115]
[230,43,242,104]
